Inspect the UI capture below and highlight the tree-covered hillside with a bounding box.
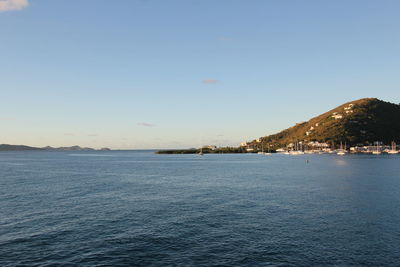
[247,98,400,149]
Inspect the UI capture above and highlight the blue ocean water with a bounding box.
[1,151,400,266]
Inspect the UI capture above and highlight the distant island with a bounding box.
[0,144,44,151]
[157,98,400,154]
[0,144,111,152]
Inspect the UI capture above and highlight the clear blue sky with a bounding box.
[1,0,400,149]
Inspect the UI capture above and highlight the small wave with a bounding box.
[1,162,26,166]
[68,154,116,157]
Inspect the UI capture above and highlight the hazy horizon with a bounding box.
[2,0,400,149]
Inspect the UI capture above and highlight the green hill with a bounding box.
[247,98,400,149]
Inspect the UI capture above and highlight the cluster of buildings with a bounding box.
[331,103,354,120]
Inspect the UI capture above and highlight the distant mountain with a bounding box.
[43,146,96,151]
[246,98,400,149]
[0,145,110,151]
[0,144,44,151]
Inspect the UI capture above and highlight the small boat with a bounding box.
[258,144,265,154]
[265,145,272,155]
[290,150,305,155]
[372,142,381,155]
[276,148,286,153]
[388,141,398,154]
[290,141,305,155]
[258,143,272,155]
[337,141,347,155]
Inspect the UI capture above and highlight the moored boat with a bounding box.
[337,142,347,155]
[372,142,381,155]
[388,141,398,154]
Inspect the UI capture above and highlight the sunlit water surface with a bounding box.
[1,151,400,266]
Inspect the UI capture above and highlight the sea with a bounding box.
[1,151,400,266]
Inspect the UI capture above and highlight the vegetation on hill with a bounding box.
[247,98,400,149]
[156,147,247,154]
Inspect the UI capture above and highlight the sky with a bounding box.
[1,0,400,149]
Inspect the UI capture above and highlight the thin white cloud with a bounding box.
[0,0,29,12]
[202,79,219,84]
[138,122,155,127]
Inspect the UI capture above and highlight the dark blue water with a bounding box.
[1,151,400,266]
